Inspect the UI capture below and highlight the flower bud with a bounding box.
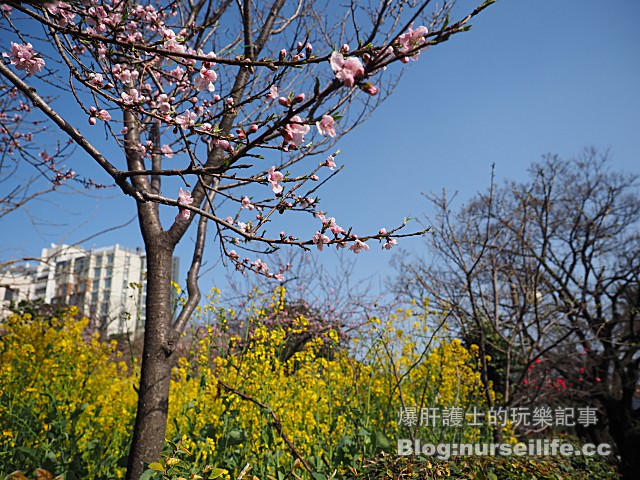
[361,83,379,95]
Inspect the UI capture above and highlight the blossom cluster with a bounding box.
[3,42,45,75]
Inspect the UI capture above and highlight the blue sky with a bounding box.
[2,0,639,297]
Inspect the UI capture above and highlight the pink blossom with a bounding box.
[193,66,218,92]
[164,37,186,54]
[96,109,111,121]
[283,115,310,146]
[161,144,174,158]
[266,85,278,100]
[46,2,76,26]
[349,238,369,254]
[112,64,139,84]
[328,218,346,236]
[241,196,254,210]
[215,139,233,153]
[175,109,197,127]
[396,25,429,60]
[4,42,45,75]
[267,166,284,194]
[120,89,143,105]
[382,238,398,250]
[156,94,172,114]
[97,44,107,59]
[89,73,104,86]
[175,187,194,221]
[316,115,336,137]
[312,231,331,251]
[298,197,315,208]
[324,155,337,170]
[361,83,379,95]
[329,51,364,87]
[252,259,269,273]
[169,66,186,81]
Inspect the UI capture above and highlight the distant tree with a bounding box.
[0,1,496,477]
[397,149,640,478]
[224,249,380,359]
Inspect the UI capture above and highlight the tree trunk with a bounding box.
[126,237,176,480]
[603,395,640,480]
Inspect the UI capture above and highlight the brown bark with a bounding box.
[126,236,176,480]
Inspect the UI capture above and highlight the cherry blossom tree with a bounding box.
[0,0,495,477]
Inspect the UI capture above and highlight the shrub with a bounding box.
[0,306,137,478]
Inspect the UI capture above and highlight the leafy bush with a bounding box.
[0,306,137,478]
[6,288,595,479]
[353,450,618,479]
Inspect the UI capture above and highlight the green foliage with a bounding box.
[0,305,136,478]
[354,450,618,480]
[0,289,618,479]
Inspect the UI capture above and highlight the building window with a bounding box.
[55,261,68,276]
[74,258,87,274]
[4,287,15,302]
[104,277,112,289]
[107,254,114,265]
[92,279,100,291]
[93,267,101,278]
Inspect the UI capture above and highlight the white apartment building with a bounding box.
[0,243,179,337]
